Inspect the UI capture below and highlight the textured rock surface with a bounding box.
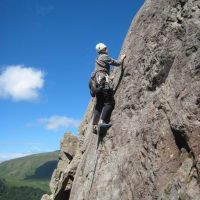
[43,0,200,199]
[41,194,53,200]
[42,132,79,200]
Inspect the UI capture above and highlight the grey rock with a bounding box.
[41,194,53,200]
[42,132,79,199]
[59,132,79,161]
[43,0,200,199]
[49,132,79,194]
[70,0,200,199]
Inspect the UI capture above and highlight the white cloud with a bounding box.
[0,65,44,101]
[38,116,80,131]
[0,152,33,162]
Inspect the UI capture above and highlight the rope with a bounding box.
[113,62,124,95]
[88,132,103,198]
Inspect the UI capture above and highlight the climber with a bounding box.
[92,42,126,133]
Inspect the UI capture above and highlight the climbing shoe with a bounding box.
[93,125,97,134]
[99,122,112,129]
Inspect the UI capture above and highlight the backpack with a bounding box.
[89,70,110,97]
[89,72,98,97]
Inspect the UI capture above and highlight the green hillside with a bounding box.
[0,151,59,192]
[0,178,45,200]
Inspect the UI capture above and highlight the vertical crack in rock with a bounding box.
[170,126,200,187]
[64,152,73,161]
[170,127,191,153]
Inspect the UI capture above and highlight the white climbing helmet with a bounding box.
[95,43,107,53]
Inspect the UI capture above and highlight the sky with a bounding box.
[0,0,145,162]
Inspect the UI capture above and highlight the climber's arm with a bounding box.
[104,54,126,67]
[104,55,121,66]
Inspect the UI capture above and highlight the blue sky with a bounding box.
[0,0,144,161]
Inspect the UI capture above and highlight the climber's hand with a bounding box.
[121,54,126,62]
[109,75,114,80]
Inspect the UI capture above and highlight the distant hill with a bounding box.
[0,151,59,193]
[0,178,45,200]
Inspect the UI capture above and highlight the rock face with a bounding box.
[43,0,200,199]
[41,132,80,200]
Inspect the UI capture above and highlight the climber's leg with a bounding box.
[92,95,104,133]
[104,102,115,124]
[93,109,101,125]
[101,103,113,122]
[98,103,113,129]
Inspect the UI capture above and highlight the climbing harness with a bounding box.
[89,69,113,97]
